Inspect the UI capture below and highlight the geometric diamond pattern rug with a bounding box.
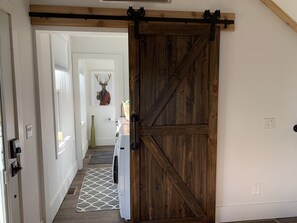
[76,167,119,212]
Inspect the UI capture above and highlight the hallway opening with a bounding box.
[34,28,129,223]
[53,146,126,223]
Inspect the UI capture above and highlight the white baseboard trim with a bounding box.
[82,140,88,158]
[49,162,78,222]
[216,200,297,222]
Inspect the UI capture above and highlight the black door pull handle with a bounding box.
[131,114,139,150]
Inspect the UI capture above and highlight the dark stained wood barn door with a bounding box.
[129,23,220,223]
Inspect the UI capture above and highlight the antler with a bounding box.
[95,73,111,86]
[105,74,111,85]
[94,74,103,85]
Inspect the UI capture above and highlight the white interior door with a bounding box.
[0,120,7,223]
[0,9,22,223]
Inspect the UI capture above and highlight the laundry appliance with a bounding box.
[112,118,130,220]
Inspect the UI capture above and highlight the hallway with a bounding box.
[53,146,125,223]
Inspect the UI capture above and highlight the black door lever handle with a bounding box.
[11,161,22,177]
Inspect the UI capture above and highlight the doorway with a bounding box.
[34,29,129,223]
[72,53,127,168]
[34,22,220,223]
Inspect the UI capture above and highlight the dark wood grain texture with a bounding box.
[142,136,206,217]
[141,37,208,126]
[140,125,209,135]
[138,23,211,36]
[206,27,220,223]
[129,23,220,222]
[129,23,141,223]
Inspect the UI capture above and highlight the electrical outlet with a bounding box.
[252,183,260,196]
[264,118,276,129]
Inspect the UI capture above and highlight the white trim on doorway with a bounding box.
[72,53,125,169]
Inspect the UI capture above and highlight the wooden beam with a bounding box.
[29,4,235,31]
[261,0,297,33]
[30,17,128,28]
[140,125,209,135]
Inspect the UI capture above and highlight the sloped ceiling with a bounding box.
[273,0,297,22]
[262,0,297,33]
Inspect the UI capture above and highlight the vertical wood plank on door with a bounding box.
[129,24,140,223]
[206,27,220,223]
[129,23,220,223]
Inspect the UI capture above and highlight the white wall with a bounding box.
[215,1,297,221]
[71,35,129,103]
[71,35,128,146]
[69,1,297,221]
[0,0,42,223]
[35,32,77,223]
[85,59,116,146]
[28,0,297,222]
[79,66,89,157]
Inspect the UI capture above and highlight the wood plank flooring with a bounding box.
[53,146,126,223]
[52,147,297,223]
[230,219,297,223]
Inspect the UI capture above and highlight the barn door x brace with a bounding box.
[29,7,234,40]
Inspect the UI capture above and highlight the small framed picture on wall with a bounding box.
[91,70,114,106]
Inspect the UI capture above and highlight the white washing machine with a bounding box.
[112,118,130,220]
[112,118,129,178]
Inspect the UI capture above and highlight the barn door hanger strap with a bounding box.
[127,7,145,39]
[203,10,221,41]
[127,7,232,40]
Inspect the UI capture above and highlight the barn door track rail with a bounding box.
[29,6,235,38]
[126,7,229,39]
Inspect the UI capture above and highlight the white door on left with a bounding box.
[0,9,22,223]
[0,121,7,223]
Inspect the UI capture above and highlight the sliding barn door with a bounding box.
[129,23,220,223]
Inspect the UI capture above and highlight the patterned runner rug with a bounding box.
[76,167,119,212]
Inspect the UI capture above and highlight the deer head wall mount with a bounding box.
[95,73,111,87]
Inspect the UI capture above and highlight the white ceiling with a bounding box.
[29,0,237,12]
[30,0,202,9]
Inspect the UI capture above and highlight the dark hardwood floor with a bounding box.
[53,146,125,223]
[230,219,297,223]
